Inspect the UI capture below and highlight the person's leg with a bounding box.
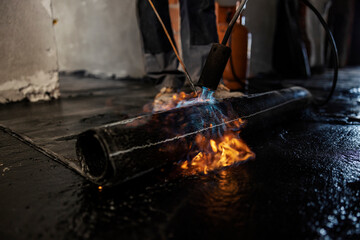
[180,0,218,83]
[137,0,184,89]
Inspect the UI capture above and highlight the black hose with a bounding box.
[300,0,339,106]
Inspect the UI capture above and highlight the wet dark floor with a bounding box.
[1,69,360,239]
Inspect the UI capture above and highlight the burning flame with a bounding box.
[181,119,255,175]
[153,88,216,112]
[153,91,197,112]
[155,87,255,175]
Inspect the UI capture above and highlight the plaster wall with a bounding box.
[0,0,59,103]
[244,0,278,76]
[306,0,332,68]
[52,0,145,78]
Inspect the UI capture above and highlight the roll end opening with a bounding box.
[76,131,109,181]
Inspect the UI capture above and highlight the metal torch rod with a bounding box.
[221,0,248,45]
[146,0,197,93]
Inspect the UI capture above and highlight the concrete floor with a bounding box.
[0,69,360,239]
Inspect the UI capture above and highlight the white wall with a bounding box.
[245,0,278,76]
[306,0,332,68]
[52,0,145,78]
[0,0,59,103]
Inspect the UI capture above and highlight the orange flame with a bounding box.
[153,91,198,112]
[181,119,255,175]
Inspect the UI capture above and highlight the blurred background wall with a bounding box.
[245,0,277,76]
[52,0,145,79]
[0,0,59,103]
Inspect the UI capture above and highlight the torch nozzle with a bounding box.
[196,43,231,91]
[197,0,247,91]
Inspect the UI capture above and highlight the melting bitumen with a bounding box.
[0,70,360,239]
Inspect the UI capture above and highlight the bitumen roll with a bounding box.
[76,87,312,186]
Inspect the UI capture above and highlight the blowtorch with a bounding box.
[197,0,248,91]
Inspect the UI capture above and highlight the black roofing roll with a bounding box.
[76,87,311,186]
